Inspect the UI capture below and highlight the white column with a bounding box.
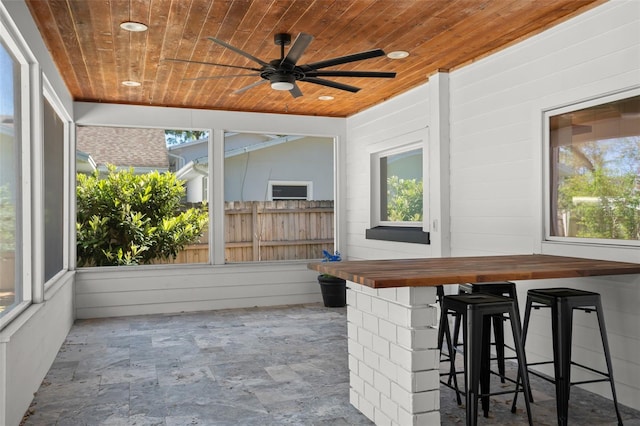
[347,282,440,426]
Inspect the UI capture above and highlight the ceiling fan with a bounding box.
[165,32,396,98]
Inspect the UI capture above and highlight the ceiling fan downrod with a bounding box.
[274,33,291,59]
[269,33,296,91]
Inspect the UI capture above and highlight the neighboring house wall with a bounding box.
[175,159,208,202]
[185,170,206,202]
[168,138,206,170]
[172,134,334,203]
[225,136,334,202]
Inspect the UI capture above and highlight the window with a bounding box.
[224,133,335,262]
[0,35,22,320]
[43,98,65,281]
[75,126,210,266]
[268,181,312,200]
[379,147,423,223]
[546,91,640,245]
[367,140,429,244]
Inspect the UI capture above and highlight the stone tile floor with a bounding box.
[21,304,640,425]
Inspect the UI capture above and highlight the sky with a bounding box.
[0,41,14,117]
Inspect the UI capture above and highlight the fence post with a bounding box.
[252,201,260,261]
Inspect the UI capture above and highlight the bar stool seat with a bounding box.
[441,293,533,426]
[454,281,519,383]
[514,287,623,426]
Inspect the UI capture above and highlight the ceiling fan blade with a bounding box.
[302,49,386,70]
[281,33,314,68]
[289,83,303,98]
[182,73,260,81]
[207,36,271,68]
[302,77,361,93]
[306,70,396,78]
[162,58,261,72]
[233,79,269,95]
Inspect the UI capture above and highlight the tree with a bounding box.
[556,137,640,240]
[559,168,639,239]
[76,166,208,266]
[386,176,423,222]
[165,130,208,146]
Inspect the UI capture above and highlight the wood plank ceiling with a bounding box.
[26,0,606,118]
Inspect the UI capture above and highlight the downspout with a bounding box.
[168,152,186,171]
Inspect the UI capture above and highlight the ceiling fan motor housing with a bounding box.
[274,33,291,47]
[262,58,305,84]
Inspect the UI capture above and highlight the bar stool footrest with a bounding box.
[527,360,614,384]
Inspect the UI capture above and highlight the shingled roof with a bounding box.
[76,126,169,170]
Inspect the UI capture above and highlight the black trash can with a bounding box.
[317,275,347,307]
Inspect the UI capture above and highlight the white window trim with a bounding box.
[43,76,73,288]
[0,5,36,328]
[370,138,426,228]
[267,180,313,201]
[542,86,640,249]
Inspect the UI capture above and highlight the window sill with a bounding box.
[365,226,430,244]
[540,240,639,263]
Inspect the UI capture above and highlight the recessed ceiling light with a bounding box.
[121,80,141,87]
[387,50,409,59]
[318,95,334,101]
[120,21,148,32]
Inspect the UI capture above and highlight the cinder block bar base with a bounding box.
[347,281,441,426]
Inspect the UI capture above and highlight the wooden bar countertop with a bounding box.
[307,254,640,289]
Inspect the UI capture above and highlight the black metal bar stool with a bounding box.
[513,287,623,426]
[441,293,533,426]
[436,285,462,405]
[453,281,520,383]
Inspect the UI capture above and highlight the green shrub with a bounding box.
[387,176,423,222]
[76,166,208,266]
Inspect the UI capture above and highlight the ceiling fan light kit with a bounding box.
[271,82,294,91]
[168,32,397,98]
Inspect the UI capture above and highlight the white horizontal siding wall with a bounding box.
[345,85,434,261]
[449,0,640,408]
[75,263,322,319]
[0,273,74,426]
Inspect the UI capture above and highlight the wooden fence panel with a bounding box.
[158,200,334,264]
[223,200,334,263]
